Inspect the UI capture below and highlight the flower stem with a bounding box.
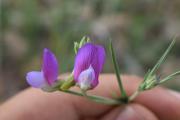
[61,90,123,105]
[128,90,141,102]
[109,40,128,100]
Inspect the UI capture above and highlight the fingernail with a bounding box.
[116,106,137,120]
[168,90,180,100]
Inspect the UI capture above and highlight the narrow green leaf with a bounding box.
[149,37,176,76]
[109,40,127,99]
[159,71,180,84]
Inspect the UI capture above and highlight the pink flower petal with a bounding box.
[42,48,59,85]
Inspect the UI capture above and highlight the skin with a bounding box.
[0,74,180,120]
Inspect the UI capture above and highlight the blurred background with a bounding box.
[0,0,180,102]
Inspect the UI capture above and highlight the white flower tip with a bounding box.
[79,82,90,91]
[78,65,95,90]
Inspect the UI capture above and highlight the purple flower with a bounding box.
[73,43,106,90]
[26,48,59,88]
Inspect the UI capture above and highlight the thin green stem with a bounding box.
[110,40,127,100]
[61,90,123,105]
[128,90,141,102]
[81,89,89,98]
[159,71,180,84]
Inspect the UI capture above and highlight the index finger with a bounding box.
[0,74,180,120]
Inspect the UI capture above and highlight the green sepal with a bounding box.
[74,42,79,54]
[74,36,91,54]
[60,74,75,90]
[79,36,90,47]
[42,80,65,92]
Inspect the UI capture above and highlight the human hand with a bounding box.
[0,74,180,120]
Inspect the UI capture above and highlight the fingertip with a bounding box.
[168,89,180,100]
[101,104,158,120]
[135,88,180,120]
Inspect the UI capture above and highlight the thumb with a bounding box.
[101,103,158,120]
